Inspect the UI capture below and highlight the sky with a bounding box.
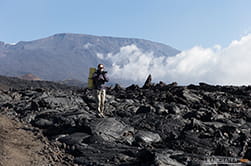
[1,0,251,50]
[1,0,251,85]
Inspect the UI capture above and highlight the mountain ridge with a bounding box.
[2,33,178,48]
[0,33,180,84]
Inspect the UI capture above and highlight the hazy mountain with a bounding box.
[19,73,42,81]
[0,33,180,84]
[59,79,88,87]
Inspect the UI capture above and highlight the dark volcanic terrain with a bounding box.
[1,75,251,165]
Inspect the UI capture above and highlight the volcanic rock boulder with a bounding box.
[134,130,162,144]
[88,117,135,144]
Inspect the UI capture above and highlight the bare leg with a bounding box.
[96,90,102,114]
[100,89,106,115]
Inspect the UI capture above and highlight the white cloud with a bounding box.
[5,42,16,45]
[98,34,251,86]
[83,42,93,49]
[96,53,104,59]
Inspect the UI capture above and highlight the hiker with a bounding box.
[92,64,109,117]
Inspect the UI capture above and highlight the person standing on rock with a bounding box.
[92,64,109,117]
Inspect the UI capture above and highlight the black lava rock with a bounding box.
[1,77,251,166]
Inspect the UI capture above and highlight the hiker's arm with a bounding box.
[102,72,109,82]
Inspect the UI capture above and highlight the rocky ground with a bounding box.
[0,114,74,166]
[1,75,251,165]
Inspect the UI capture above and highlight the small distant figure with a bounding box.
[92,64,109,117]
[143,74,153,88]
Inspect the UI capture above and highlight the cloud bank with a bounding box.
[97,34,251,86]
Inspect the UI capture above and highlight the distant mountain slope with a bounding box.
[19,73,42,81]
[0,33,180,83]
[0,75,75,90]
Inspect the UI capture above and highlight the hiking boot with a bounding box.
[100,113,105,117]
[97,113,105,118]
